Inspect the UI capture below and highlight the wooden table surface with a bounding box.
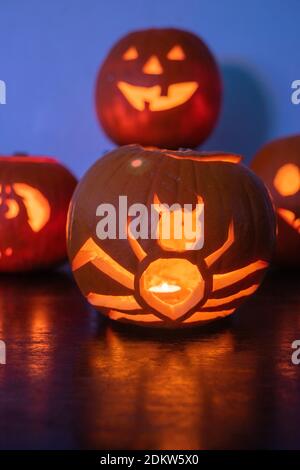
[0,267,299,450]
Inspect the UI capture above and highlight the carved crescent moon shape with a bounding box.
[4,199,20,219]
[13,183,51,232]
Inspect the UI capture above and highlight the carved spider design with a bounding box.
[72,215,267,326]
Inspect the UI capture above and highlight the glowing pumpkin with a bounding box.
[0,154,77,271]
[67,146,275,328]
[95,28,222,149]
[251,135,300,267]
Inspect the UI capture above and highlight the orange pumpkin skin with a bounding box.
[251,136,300,267]
[67,145,276,328]
[95,28,222,149]
[0,155,77,271]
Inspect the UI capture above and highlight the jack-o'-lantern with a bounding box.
[0,154,77,271]
[251,135,300,267]
[67,146,275,328]
[95,28,222,149]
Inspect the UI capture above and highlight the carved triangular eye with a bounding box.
[167,45,186,60]
[122,47,138,60]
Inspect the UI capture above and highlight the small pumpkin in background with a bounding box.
[251,135,300,267]
[67,145,276,328]
[0,154,77,271]
[95,28,222,149]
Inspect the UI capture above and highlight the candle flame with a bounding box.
[148,282,181,293]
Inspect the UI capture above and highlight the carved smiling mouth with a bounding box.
[117,81,199,111]
[277,208,300,233]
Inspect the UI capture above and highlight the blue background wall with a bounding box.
[0,0,299,177]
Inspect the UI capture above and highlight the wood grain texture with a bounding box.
[0,267,299,450]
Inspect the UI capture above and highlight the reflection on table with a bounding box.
[0,268,299,449]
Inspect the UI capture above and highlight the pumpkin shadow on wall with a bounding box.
[204,62,274,164]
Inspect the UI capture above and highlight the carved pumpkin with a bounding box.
[95,28,222,149]
[251,136,300,267]
[0,154,77,271]
[67,145,276,328]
